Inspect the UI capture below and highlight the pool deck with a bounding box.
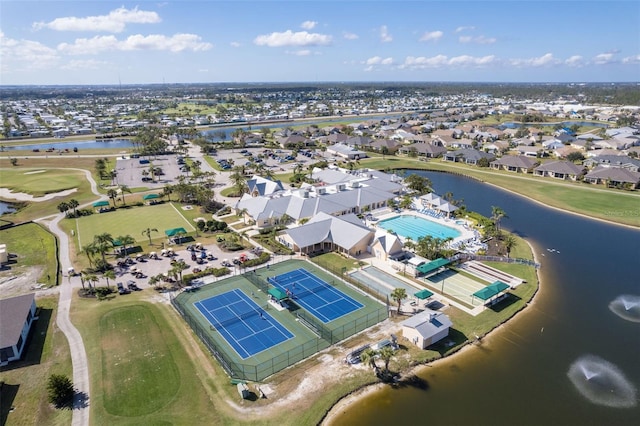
[374,209,479,248]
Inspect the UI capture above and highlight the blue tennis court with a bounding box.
[268,268,363,323]
[194,289,294,359]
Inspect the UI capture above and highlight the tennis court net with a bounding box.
[210,307,265,329]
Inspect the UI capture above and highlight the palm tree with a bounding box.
[503,233,517,258]
[162,184,173,202]
[148,274,162,289]
[115,234,135,256]
[57,202,70,217]
[390,288,407,315]
[81,243,98,268]
[237,207,248,224]
[119,185,132,205]
[171,260,189,286]
[378,346,395,372]
[93,233,114,264]
[107,189,118,207]
[103,269,116,290]
[360,348,378,371]
[68,199,79,217]
[142,227,159,245]
[491,206,507,232]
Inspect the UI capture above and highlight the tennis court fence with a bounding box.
[171,293,330,382]
[310,257,390,307]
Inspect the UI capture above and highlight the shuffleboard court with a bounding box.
[194,288,294,359]
[424,269,487,306]
[268,268,363,323]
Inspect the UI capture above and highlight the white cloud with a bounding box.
[622,54,640,64]
[419,31,443,42]
[592,52,616,65]
[343,32,359,40]
[510,53,559,67]
[286,49,312,56]
[365,56,393,65]
[399,54,495,70]
[0,31,59,71]
[448,55,496,66]
[455,26,475,33]
[57,33,213,54]
[301,21,317,30]
[400,55,449,69]
[60,59,108,70]
[565,55,584,67]
[32,7,161,33]
[380,25,392,43]
[254,30,332,47]
[459,35,496,44]
[230,41,241,48]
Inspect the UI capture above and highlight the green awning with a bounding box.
[473,281,510,301]
[268,288,288,301]
[414,289,434,299]
[92,200,110,207]
[165,227,187,237]
[143,193,160,200]
[416,258,451,274]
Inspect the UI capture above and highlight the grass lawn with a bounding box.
[0,168,87,197]
[72,295,224,425]
[0,223,58,286]
[74,202,195,247]
[0,296,72,426]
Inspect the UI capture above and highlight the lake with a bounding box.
[1,139,134,151]
[328,171,640,426]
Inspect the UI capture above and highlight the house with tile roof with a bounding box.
[533,160,585,180]
[490,155,538,173]
[584,166,640,188]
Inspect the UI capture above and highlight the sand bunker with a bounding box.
[0,187,78,201]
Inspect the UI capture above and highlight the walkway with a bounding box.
[34,168,101,426]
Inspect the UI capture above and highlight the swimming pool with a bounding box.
[378,214,461,240]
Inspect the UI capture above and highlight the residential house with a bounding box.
[534,161,585,180]
[0,293,38,366]
[583,155,640,172]
[443,149,495,165]
[369,138,402,153]
[326,143,368,160]
[398,142,446,158]
[584,166,640,188]
[401,309,452,349]
[490,155,538,173]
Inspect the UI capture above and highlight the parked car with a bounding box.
[117,282,131,295]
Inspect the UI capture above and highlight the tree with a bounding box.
[103,269,116,290]
[57,202,70,217]
[65,199,79,218]
[47,374,74,408]
[404,173,432,195]
[360,348,378,370]
[378,346,395,372]
[491,206,507,232]
[162,184,174,202]
[93,233,114,264]
[503,233,517,258]
[171,259,189,285]
[81,243,97,269]
[115,234,135,256]
[229,166,247,195]
[142,227,159,245]
[391,288,407,315]
[381,145,390,159]
[107,189,118,207]
[119,185,132,205]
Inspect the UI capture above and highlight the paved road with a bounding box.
[35,168,103,426]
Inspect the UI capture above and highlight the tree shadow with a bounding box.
[0,382,20,424]
[73,390,89,410]
[0,308,52,371]
[390,373,430,391]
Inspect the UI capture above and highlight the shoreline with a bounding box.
[321,238,543,425]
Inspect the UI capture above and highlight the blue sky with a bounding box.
[1,0,638,85]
